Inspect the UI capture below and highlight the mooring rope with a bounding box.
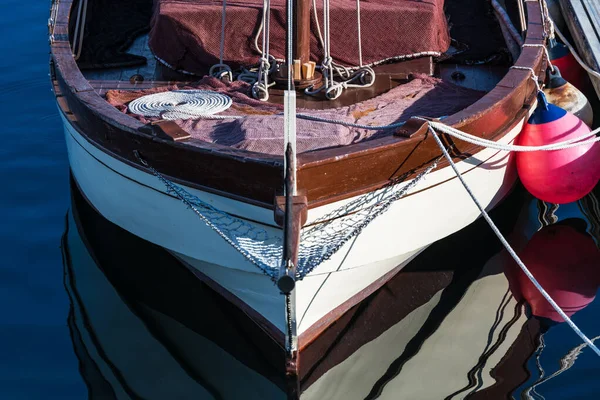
[421,117,600,152]
[128,96,600,151]
[510,65,543,92]
[427,123,600,358]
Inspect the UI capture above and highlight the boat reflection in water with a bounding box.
[504,188,600,400]
[62,179,600,399]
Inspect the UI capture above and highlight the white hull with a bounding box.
[61,109,523,337]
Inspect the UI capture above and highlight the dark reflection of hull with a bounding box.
[64,176,551,399]
[64,180,287,399]
[302,250,542,400]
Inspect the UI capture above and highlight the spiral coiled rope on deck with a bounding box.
[128,90,233,120]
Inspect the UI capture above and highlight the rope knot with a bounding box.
[209,63,233,82]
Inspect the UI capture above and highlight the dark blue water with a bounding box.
[1,1,599,399]
[0,0,86,398]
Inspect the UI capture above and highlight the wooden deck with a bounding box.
[559,0,600,97]
[83,34,159,82]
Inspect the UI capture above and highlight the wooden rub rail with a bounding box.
[50,0,547,209]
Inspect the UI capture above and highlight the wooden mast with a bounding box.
[275,0,321,89]
[294,0,311,65]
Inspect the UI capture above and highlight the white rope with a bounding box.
[305,0,375,100]
[312,0,325,49]
[539,0,554,41]
[356,0,363,67]
[421,118,600,152]
[427,124,600,358]
[128,90,233,120]
[251,0,274,101]
[510,65,543,91]
[135,98,600,152]
[522,43,554,72]
[209,0,233,81]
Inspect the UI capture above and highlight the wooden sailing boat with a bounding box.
[49,0,549,385]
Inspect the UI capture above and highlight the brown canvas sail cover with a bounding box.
[149,0,450,74]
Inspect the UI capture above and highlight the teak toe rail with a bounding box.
[50,0,546,209]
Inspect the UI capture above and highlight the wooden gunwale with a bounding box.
[50,0,546,209]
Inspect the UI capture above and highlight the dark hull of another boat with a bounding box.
[559,0,600,97]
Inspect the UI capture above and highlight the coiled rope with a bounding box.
[128,90,233,120]
[427,123,600,358]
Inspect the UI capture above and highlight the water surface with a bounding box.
[1,0,599,398]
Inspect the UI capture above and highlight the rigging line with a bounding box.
[251,0,273,100]
[209,0,233,80]
[296,113,407,129]
[356,0,363,67]
[428,124,600,358]
[286,0,293,92]
[283,0,296,192]
[219,0,227,65]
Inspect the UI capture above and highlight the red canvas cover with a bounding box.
[149,0,450,74]
[106,75,483,155]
